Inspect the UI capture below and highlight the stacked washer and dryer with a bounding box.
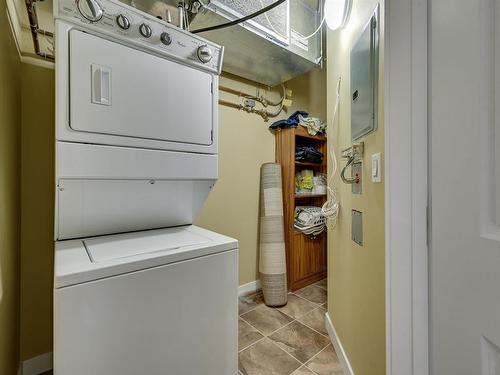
[53,0,238,373]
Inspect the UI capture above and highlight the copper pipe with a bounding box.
[219,85,253,98]
[25,0,55,61]
[218,99,243,110]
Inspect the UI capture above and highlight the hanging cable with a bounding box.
[191,0,287,34]
[299,0,327,41]
[301,15,325,40]
[321,77,341,229]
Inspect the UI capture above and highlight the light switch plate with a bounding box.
[371,152,382,182]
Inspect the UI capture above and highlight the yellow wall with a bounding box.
[18,67,326,358]
[326,1,386,375]
[20,63,55,361]
[0,2,22,373]
[196,70,326,285]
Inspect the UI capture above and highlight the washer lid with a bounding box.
[85,228,211,263]
[55,225,238,288]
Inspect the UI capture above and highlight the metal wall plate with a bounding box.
[352,162,362,194]
[352,210,363,246]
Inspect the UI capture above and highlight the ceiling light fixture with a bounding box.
[324,0,351,30]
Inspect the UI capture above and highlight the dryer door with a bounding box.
[69,29,214,148]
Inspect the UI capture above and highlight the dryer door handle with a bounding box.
[91,64,112,106]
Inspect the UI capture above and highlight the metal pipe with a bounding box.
[218,99,243,110]
[36,29,54,37]
[219,98,281,121]
[25,0,55,61]
[178,2,185,29]
[219,85,250,98]
[219,84,285,108]
[340,156,359,184]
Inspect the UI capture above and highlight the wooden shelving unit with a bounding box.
[275,126,328,291]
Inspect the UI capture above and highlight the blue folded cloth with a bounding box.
[295,146,324,158]
[295,146,324,163]
[269,111,309,130]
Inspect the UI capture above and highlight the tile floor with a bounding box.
[238,279,343,375]
[43,280,340,375]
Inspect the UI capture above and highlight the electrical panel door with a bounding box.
[351,8,379,141]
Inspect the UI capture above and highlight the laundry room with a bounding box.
[1,0,386,374]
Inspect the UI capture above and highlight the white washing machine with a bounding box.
[52,0,237,373]
[54,226,238,375]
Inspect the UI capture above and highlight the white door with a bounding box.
[69,29,214,146]
[430,0,500,374]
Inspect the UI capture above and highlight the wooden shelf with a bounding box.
[294,126,327,141]
[275,126,328,292]
[295,161,325,168]
[295,194,327,200]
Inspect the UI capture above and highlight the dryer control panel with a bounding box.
[54,0,224,74]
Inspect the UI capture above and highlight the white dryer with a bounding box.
[55,0,224,240]
[52,0,237,373]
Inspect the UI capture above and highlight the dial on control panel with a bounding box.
[160,32,172,46]
[197,45,213,64]
[139,23,152,38]
[77,0,103,22]
[116,14,130,30]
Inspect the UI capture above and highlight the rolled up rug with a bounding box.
[259,163,288,307]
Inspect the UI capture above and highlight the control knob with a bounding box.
[139,23,152,38]
[197,45,213,64]
[116,14,130,30]
[76,0,103,22]
[160,32,172,45]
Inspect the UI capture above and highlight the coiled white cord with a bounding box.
[321,77,341,229]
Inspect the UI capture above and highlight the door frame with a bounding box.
[384,0,429,374]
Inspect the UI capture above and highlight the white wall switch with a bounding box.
[371,153,382,183]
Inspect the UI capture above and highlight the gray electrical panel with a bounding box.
[351,7,379,141]
[352,210,363,246]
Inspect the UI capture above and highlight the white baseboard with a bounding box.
[238,279,261,296]
[21,352,53,375]
[325,312,355,375]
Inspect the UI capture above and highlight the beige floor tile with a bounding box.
[305,345,344,375]
[277,294,318,319]
[292,366,316,374]
[239,291,265,315]
[314,278,327,290]
[268,321,330,363]
[239,318,264,351]
[239,338,301,375]
[241,305,294,335]
[296,285,327,304]
[297,306,328,336]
